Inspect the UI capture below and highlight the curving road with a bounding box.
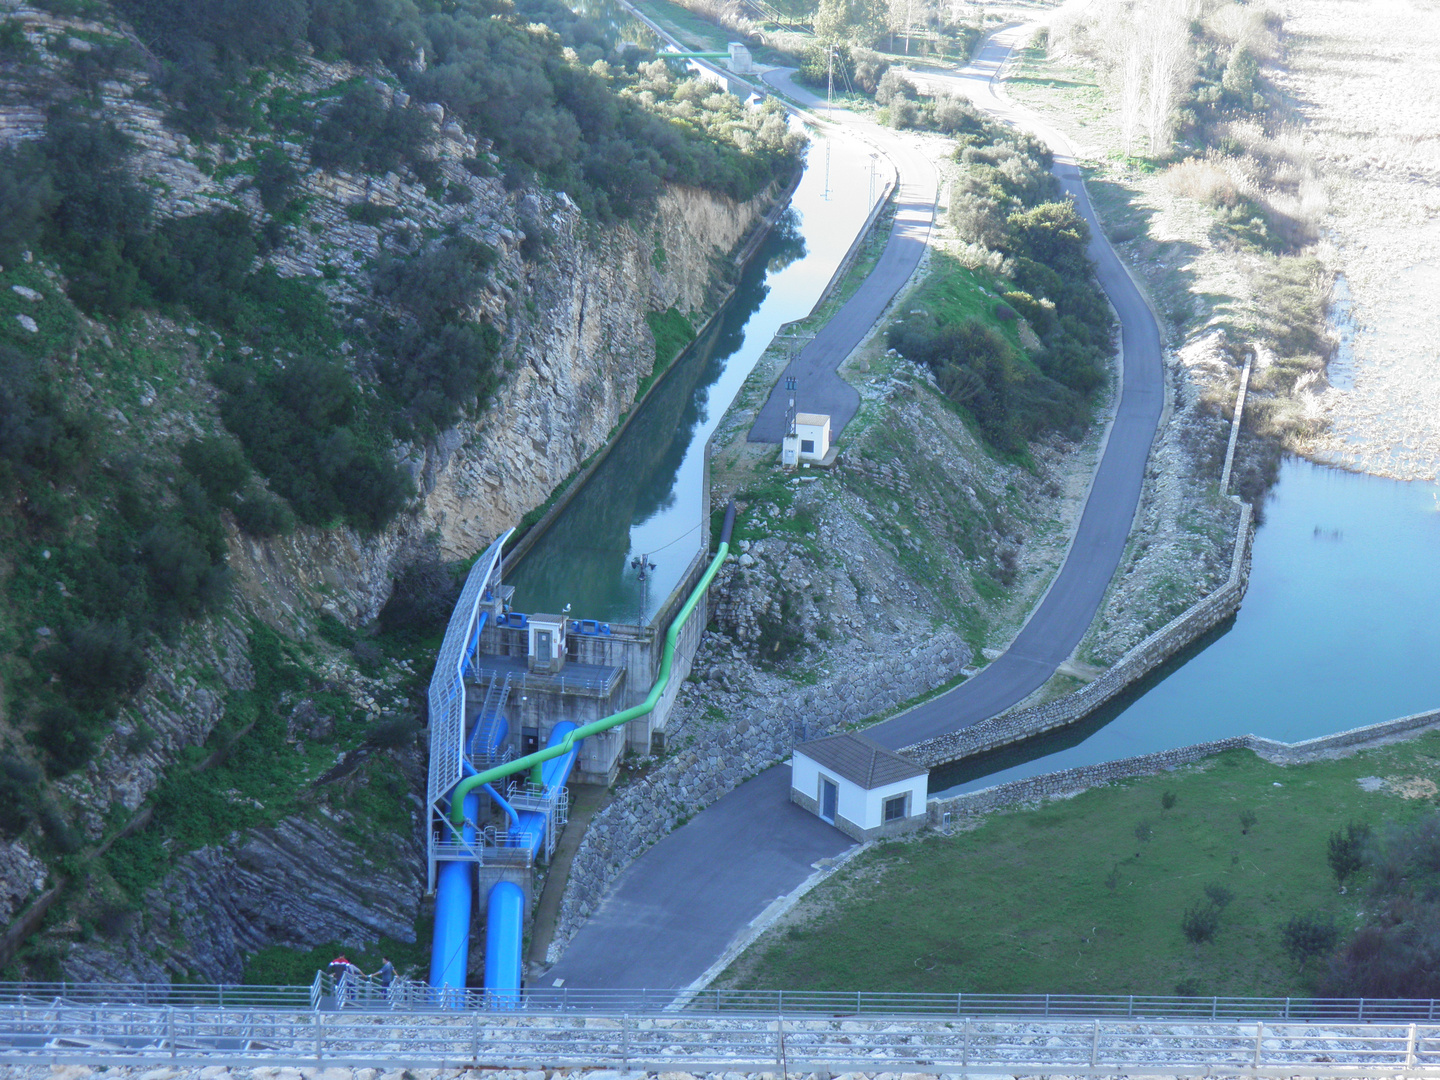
[544,23,1163,992]
[747,77,937,442]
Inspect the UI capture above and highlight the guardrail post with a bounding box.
[1044,993,1050,1018]
[472,1007,481,1060]
[1212,996,1218,1020]
[956,992,962,1017]
[622,1012,630,1070]
[1127,995,1133,1019]
[1359,998,1366,1022]
[1284,997,1289,1020]
[1407,1022,1417,1069]
[1253,1021,1264,1069]
[962,1020,970,1068]
[219,984,224,1009]
[168,1008,176,1060]
[316,1012,324,1062]
[1090,1020,1099,1067]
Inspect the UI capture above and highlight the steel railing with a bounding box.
[8,981,1440,1023]
[4,1004,1440,1074]
[0,983,312,1010]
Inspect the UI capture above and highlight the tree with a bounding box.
[1327,821,1370,887]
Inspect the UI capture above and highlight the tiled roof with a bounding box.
[795,732,926,789]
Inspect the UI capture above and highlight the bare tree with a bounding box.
[1139,0,1195,156]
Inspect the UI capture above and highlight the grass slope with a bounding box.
[721,736,1440,997]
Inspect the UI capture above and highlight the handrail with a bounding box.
[446,501,737,822]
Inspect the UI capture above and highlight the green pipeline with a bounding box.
[448,502,737,824]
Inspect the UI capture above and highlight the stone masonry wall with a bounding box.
[928,705,1440,824]
[904,501,1255,768]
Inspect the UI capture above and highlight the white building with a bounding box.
[727,42,753,73]
[781,412,831,467]
[790,732,928,841]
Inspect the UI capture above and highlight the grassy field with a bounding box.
[719,735,1440,997]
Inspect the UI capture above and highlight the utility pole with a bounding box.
[784,375,798,440]
[824,45,834,201]
[869,151,878,208]
[630,554,656,627]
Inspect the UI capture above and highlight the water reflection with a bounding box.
[508,131,877,621]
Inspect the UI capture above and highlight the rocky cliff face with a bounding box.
[0,1,777,979]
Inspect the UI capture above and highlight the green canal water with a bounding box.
[506,130,880,622]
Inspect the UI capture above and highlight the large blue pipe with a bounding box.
[484,881,526,1001]
[482,722,581,999]
[429,789,480,993]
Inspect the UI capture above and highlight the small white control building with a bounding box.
[527,614,568,674]
[790,732,928,841]
[781,412,831,467]
[727,42,753,73]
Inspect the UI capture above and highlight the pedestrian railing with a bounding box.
[3,1004,1440,1074]
[8,980,1440,1024]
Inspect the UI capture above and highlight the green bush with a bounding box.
[217,354,411,533]
[32,703,98,776]
[311,82,430,174]
[0,345,91,492]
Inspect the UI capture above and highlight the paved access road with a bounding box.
[546,24,1164,992]
[747,72,938,442]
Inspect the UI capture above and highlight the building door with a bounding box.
[535,630,552,666]
[820,777,838,823]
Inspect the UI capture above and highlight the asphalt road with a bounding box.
[544,24,1164,992]
[747,74,937,442]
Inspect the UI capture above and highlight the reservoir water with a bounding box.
[932,458,1440,796]
[506,131,882,622]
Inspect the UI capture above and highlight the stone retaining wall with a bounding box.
[928,706,1440,823]
[904,500,1254,768]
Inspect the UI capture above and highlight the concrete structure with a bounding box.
[727,42,753,73]
[527,614,568,674]
[789,733,928,841]
[781,412,831,467]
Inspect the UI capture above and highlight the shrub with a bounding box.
[217,354,412,533]
[0,756,40,838]
[32,703,98,776]
[43,620,148,708]
[1239,809,1257,834]
[180,435,252,508]
[1203,883,1233,909]
[1327,820,1370,887]
[232,489,296,536]
[252,146,300,213]
[311,82,430,175]
[1181,902,1219,946]
[0,345,91,492]
[1281,913,1338,968]
[1161,789,1178,810]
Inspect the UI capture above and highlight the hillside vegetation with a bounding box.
[0,0,799,979]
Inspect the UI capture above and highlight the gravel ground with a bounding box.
[1279,0,1440,482]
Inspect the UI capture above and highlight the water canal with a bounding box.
[932,458,1440,795]
[506,130,881,622]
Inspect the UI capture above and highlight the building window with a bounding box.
[883,794,908,822]
[800,439,815,454]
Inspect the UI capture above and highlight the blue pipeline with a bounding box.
[483,881,525,1002]
[429,788,480,992]
[482,722,581,998]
